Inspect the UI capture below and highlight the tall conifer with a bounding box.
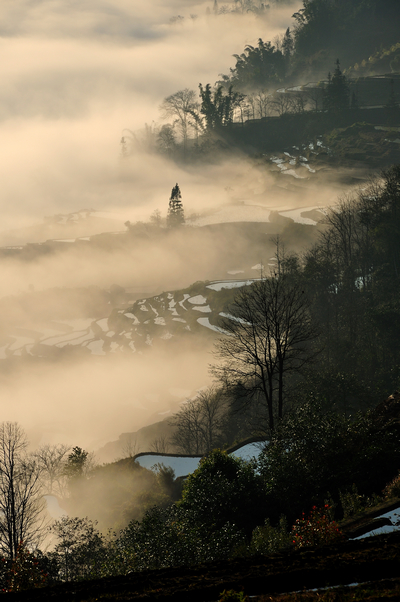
[167,184,185,227]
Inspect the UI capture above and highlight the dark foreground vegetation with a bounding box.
[5,531,400,600]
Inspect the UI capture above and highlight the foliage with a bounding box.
[179,450,265,536]
[2,543,51,592]
[383,471,400,500]
[301,165,400,411]
[323,60,350,111]
[63,446,89,481]
[119,504,245,570]
[292,0,400,71]
[199,84,243,129]
[291,505,343,549]
[250,516,292,555]
[339,484,382,518]
[220,38,286,92]
[49,517,108,582]
[258,401,400,523]
[63,457,178,532]
[219,589,249,602]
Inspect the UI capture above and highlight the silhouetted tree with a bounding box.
[323,60,350,111]
[282,27,294,64]
[199,84,243,129]
[167,184,185,228]
[34,443,71,497]
[159,89,198,155]
[0,423,45,560]
[213,278,319,432]
[170,386,227,454]
[157,124,176,157]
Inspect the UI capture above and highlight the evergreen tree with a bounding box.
[282,28,294,62]
[323,59,350,111]
[167,184,185,228]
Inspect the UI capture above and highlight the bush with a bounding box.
[291,505,344,549]
[383,471,400,499]
[219,590,249,602]
[179,450,266,536]
[250,516,292,555]
[2,543,52,592]
[258,401,400,523]
[119,504,246,570]
[339,484,382,518]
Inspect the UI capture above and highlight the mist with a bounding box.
[0,0,296,230]
[0,0,350,457]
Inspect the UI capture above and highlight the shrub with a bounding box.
[258,401,400,524]
[383,471,400,499]
[339,484,382,518]
[49,517,108,581]
[3,543,51,592]
[179,450,265,536]
[119,504,246,571]
[250,516,292,555]
[291,505,344,549]
[219,590,249,602]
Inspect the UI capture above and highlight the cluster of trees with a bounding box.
[209,0,270,17]
[151,61,366,160]
[216,0,400,92]
[219,32,293,92]
[141,0,400,159]
[0,428,97,561]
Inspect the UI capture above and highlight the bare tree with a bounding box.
[268,92,294,117]
[303,85,324,112]
[291,92,307,114]
[150,435,170,454]
[170,386,228,454]
[0,423,45,559]
[245,94,256,120]
[121,435,140,459]
[159,89,199,155]
[212,278,319,433]
[34,443,71,498]
[254,90,270,118]
[157,124,176,157]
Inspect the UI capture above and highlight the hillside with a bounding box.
[7,530,400,601]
